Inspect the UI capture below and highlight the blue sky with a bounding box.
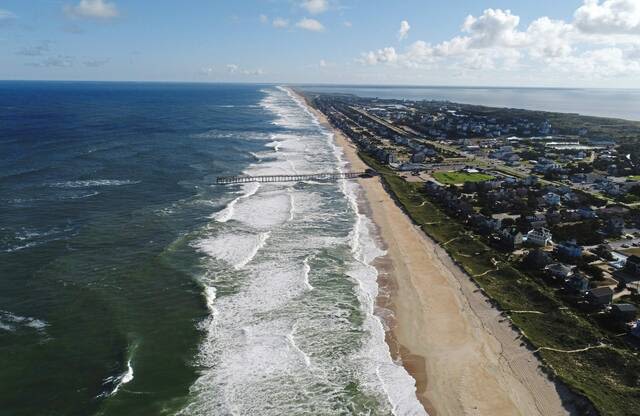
[1,0,639,87]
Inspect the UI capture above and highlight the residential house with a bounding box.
[565,273,590,294]
[610,304,638,322]
[555,240,583,258]
[578,207,597,219]
[605,217,625,236]
[498,228,523,250]
[545,263,574,280]
[625,255,640,277]
[543,192,561,206]
[586,287,613,307]
[526,228,553,246]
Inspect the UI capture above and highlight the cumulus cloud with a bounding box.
[64,0,119,20]
[361,47,398,65]
[301,0,328,15]
[226,64,264,76]
[359,4,640,80]
[296,18,324,32]
[259,14,268,24]
[398,20,410,41]
[574,0,640,34]
[462,8,527,48]
[272,17,289,28]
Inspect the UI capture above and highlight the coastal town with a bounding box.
[306,90,640,415]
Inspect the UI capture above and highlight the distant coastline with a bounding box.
[297,84,640,121]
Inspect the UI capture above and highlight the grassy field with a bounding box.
[360,153,640,416]
[432,170,495,185]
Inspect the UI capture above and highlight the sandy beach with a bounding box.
[291,88,575,416]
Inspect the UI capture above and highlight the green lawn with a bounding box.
[432,170,495,185]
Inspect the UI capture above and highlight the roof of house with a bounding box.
[588,287,613,297]
[612,303,638,312]
[546,263,573,273]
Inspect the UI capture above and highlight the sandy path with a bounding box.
[291,88,575,416]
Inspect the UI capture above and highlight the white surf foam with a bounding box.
[302,255,314,290]
[0,310,48,332]
[109,358,134,396]
[290,86,428,416]
[184,85,426,416]
[212,182,260,223]
[196,231,270,270]
[49,179,140,188]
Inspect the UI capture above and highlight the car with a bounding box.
[633,242,639,247]
[622,244,630,248]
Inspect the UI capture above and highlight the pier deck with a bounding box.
[216,171,372,184]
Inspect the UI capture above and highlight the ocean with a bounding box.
[299,85,640,121]
[0,82,424,415]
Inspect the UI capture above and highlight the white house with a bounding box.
[526,228,553,246]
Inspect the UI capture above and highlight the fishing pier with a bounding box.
[215,170,375,184]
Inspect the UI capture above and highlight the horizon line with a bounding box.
[1,79,639,91]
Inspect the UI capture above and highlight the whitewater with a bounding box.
[181,86,426,415]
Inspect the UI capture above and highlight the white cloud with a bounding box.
[319,59,327,67]
[462,8,527,48]
[296,18,325,32]
[200,66,215,76]
[574,0,640,34]
[64,0,119,19]
[361,47,398,65]
[226,64,264,76]
[301,0,328,15]
[259,14,268,24]
[272,17,289,28]
[343,21,352,28]
[398,20,410,41]
[359,4,640,81]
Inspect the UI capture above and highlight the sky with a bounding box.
[1,0,640,87]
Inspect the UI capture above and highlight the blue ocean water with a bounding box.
[299,85,640,121]
[0,82,423,415]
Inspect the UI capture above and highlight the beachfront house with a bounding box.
[611,304,638,322]
[586,287,613,307]
[565,273,590,294]
[545,263,574,280]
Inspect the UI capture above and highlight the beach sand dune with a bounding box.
[293,88,575,416]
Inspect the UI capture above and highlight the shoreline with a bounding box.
[289,87,575,416]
